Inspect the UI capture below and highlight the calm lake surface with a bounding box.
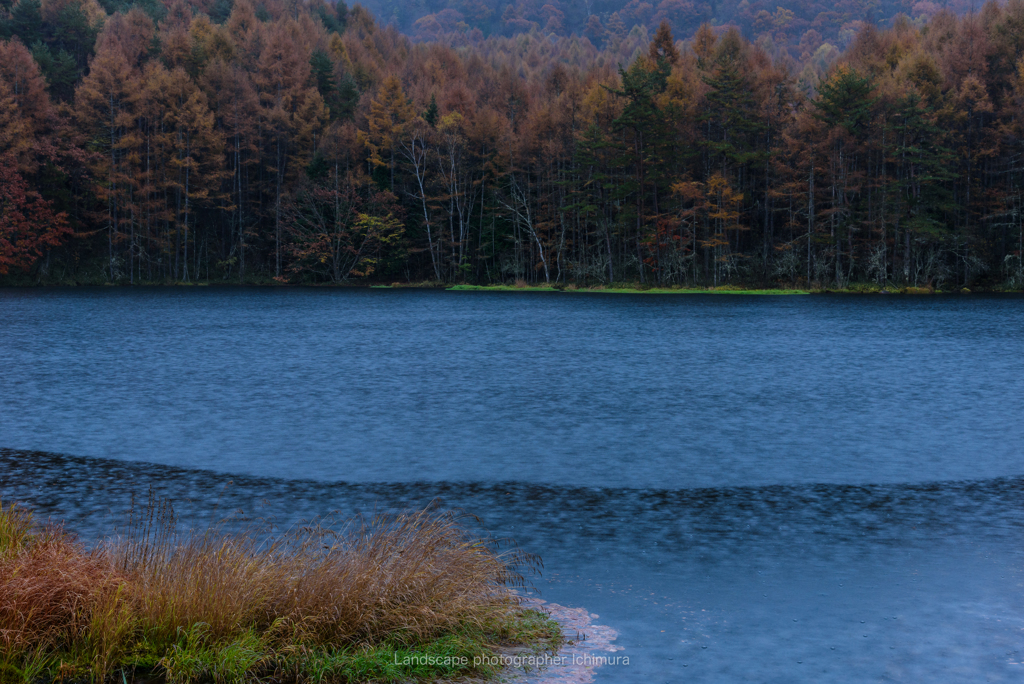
[2,288,1024,682]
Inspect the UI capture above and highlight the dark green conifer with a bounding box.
[423,93,438,127]
[30,41,77,101]
[2,0,43,45]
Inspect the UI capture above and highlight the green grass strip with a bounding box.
[447,284,560,292]
[447,284,809,294]
[9,609,562,684]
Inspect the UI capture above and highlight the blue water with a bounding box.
[2,288,1024,682]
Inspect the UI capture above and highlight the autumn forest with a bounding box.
[2,0,1024,289]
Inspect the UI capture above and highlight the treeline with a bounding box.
[2,0,1024,288]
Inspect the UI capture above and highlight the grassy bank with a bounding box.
[447,284,809,294]
[445,282,1012,295]
[0,502,561,684]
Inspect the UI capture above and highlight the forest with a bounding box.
[2,0,1024,289]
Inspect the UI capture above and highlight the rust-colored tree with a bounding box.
[0,153,71,275]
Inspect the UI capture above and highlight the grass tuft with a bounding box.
[0,501,559,683]
[0,502,34,557]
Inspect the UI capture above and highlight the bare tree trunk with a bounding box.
[807,161,814,285]
[109,92,116,282]
[502,174,549,283]
[401,132,440,280]
[236,132,244,282]
[275,134,282,279]
[183,131,191,283]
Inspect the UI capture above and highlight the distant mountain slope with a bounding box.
[364,0,982,62]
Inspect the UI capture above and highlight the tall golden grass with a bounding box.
[0,498,542,682]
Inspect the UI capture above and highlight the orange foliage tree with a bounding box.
[0,154,70,275]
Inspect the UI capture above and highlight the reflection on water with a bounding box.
[2,449,1023,683]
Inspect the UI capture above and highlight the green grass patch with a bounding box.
[447,284,808,295]
[1,611,561,684]
[590,287,809,295]
[447,284,560,292]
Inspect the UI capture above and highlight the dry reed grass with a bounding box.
[0,527,117,652]
[0,498,549,683]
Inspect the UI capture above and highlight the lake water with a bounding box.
[1,288,1023,682]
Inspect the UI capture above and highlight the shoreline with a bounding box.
[447,284,809,294]
[508,599,624,684]
[1,281,1017,295]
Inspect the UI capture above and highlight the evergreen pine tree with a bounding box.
[2,0,43,45]
[423,93,438,127]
